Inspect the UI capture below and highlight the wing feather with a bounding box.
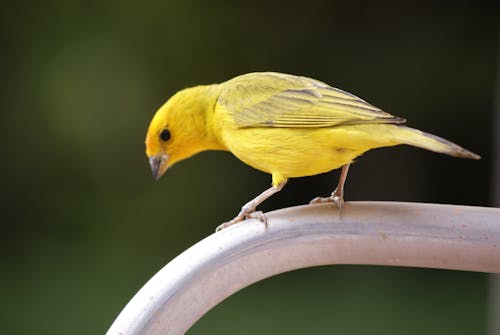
[217,72,405,128]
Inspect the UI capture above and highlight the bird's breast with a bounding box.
[220,127,365,178]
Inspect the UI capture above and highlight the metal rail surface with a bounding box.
[106,201,500,335]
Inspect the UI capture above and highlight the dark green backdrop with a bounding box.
[1,1,497,334]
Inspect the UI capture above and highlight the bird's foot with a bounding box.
[215,209,267,232]
[309,195,344,208]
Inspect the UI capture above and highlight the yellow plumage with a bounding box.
[145,72,479,230]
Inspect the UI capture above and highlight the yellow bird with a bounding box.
[145,72,479,231]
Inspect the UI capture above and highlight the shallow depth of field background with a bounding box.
[0,1,498,334]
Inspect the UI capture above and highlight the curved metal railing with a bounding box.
[106,202,500,335]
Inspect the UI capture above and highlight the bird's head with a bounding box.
[145,86,222,180]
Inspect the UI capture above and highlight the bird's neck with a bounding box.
[180,84,227,152]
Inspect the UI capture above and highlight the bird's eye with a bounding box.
[160,129,171,142]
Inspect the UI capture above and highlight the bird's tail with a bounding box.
[393,126,480,159]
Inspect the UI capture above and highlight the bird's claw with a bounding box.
[309,195,344,208]
[215,210,267,232]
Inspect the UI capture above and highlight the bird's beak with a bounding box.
[149,153,169,181]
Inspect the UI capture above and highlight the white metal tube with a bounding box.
[107,202,500,335]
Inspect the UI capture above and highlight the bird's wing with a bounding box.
[216,72,405,128]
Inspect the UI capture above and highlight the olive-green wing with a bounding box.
[216,72,405,128]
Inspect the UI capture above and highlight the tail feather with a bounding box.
[394,126,480,160]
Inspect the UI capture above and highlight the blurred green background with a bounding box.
[0,1,497,334]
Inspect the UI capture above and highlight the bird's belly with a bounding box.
[222,127,367,178]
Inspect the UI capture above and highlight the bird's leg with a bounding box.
[216,181,287,232]
[310,164,350,208]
